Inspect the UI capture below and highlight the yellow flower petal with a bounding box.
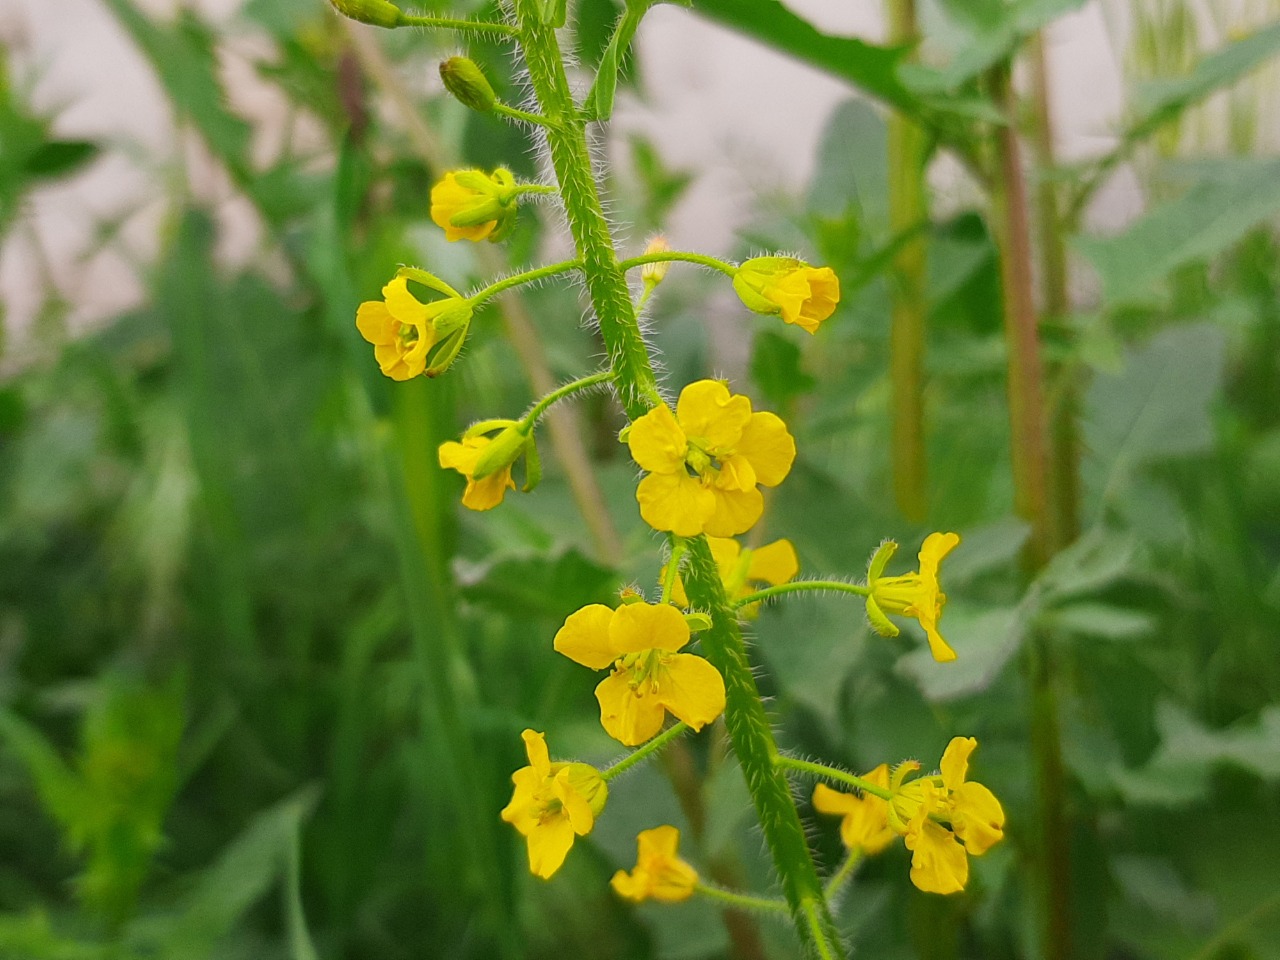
[940,736,976,792]
[656,653,726,731]
[381,276,429,327]
[356,300,396,345]
[812,782,861,818]
[746,539,799,587]
[462,468,515,511]
[735,412,795,487]
[637,471,716,537]
[952,781,1005,856]
[438,438,483,474]
[521,728,551,777]
[526,815,576,879]
[554,770,595,835]
[675,380,751,451]
[713,454,757,492]
[430,172,499,242]
[595,671,667,746]
[919,531,960,575]
[611,826,698,903]
[704,486,764,538]
[906,819,968,894]
[554,604,620,669]
[609,602,690,655]
[627,404,687,474]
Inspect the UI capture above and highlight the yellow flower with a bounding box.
[500,729,608,879]
[627,380,795,537]
[611,826,698,903]
[864,532,961,662]
[733,256,840,333]
[355,275,471,380]
[887,737,1006,895]
[553,601,726,746]
[811,764,895,855]
[669,537,798,618]
[430,169,518,242]
[438,422,532,511]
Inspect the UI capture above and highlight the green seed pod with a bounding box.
[440,57,497,113]
[328,0,404,29]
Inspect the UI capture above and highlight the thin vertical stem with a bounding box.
[990,57,1072,960]
[887,0,929,522]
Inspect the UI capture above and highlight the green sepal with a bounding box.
[617,423,632,443]
[866,539,898,582]
[397,265,462,300]
[618,590,646,605]
[449,197,505,228]
[732,270,781,315]
[486,205,519,243]
[471,423,530,480]
[432,300,473,337]
[424,327,467,377]
[463,418,520,439]
[521,434,542,492]
[864,595,899,638]
[684,612,713,633]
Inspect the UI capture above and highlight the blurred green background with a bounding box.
[2,0,1279,958]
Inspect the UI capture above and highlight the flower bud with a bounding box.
[733,256,840,334]
[640,236,671,286]
[431,169,519,243]
[328,0,404,29]
[440,57,497,113]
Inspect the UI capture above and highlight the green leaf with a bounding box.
[0,710,80,830]
[1132,21,1280,128]
[1045,602,1156,642]
[459,549,618,620]
[1077,158,1280,304]
[692,0,916,112]
[749,330,815,408]
[24,140,100,181]
[1084,323,1226,508]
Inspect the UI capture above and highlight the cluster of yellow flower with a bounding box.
[355,166,1004,905]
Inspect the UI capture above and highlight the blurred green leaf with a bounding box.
[1046,602,1156,641]
[1078,159,1280,304]
[459,548,618,620]
[24,140,100,181]
[627,135,693,231]
[896,599,1029,701]
[749,330,815,409]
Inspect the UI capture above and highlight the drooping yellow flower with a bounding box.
[500,729,608,879]
[355,275,472,380]
[627,380,795,538]
[811,764,895,855]
[864,532,960,662]
[438,421,534,511]
[430,169,518,242]
[553,601,726,746]
[611,826,698,903]
[887,737,1006,895]
[669,537,798,618]
[733,256,840,333]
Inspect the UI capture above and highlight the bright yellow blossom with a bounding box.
[611,826,698,903]
[355,275,471,380]
[811,763,895,855]
[438,436,518,510]
[553,601,726,746]
[500,729,608,879]
[733,256,840,333]
[669,537,798,618]
[864,532,960,662]
[627,380,795,538]
[430,169,518,242]
[887,737,1005,895]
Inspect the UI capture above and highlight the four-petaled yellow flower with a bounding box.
[888,737,1005,895]
[500,729,608,879]
[812,763,895,855]
[733,256,840,333]
[356,275,471,380]
[611,826,698,903]
[627,380,795,537]
[554,601,726,746]
[865,532,961,662]
[431,169,518,242]
[670,536,798,618]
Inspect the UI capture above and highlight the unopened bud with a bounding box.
[328,0,404,29]
[641,236,671,285]
[440,57,497,113]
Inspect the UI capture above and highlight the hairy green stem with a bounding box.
[733,579,870,609]
[886,0,929,523]
[823,848,862,902]
[523,371,615,426]
[512,5,843,953]
[469,259,580,305]
[492,102,551,127]
[696,883,791,915]
[602,722,689,781]
[775,755,894,801]
[399,13,516,35]
[618,250,739,279]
